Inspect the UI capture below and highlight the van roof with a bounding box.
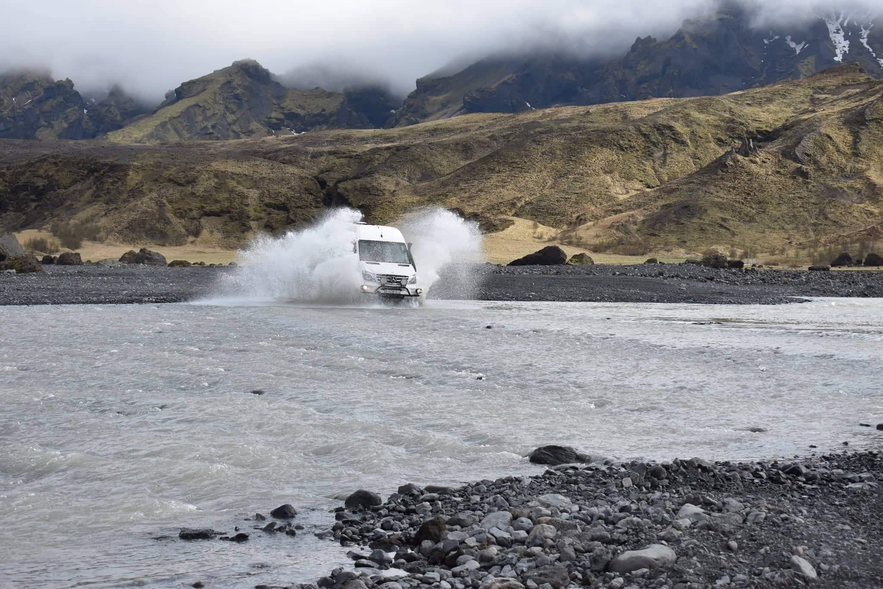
[356,224,406,243]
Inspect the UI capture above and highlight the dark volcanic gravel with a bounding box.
[440,263,883,304]
[1,263,883,305]
[310,450,882,589]
[0,265,226,305]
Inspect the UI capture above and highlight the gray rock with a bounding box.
[451,560,480,576]
[489,526,511,541]
[649,465,667,479]
[425,485,455,494]
[537,494,571,509]
[119,248,167,266]
[522,566,570,589]
[368,549,393,566]
[722,498,744,513]
[345,489,383,510]
[95,258,122,267]
[448,512,476,527]
[56,252,83,266]
[270,504,297,519]
[528,445,591,466]
[397,483,422,495]
[480,511,512,530]
[790,556,818,580]
[527,524,557,547]
[609,544,677,574]
[508,247,568,267]
[0,255,42,273]
[677,503,708,522]
[0,233,25,260]
[178,528,219,540]
[511,530,529,543]
[415,516,446,543]
[513,517,534,532]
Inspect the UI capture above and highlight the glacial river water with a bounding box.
[2,299,882,587]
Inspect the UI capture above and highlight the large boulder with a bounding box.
[864,253,883,267]
[726,259,745,269]
[831,252,853,267]
[269,504,297,519]
[41,255,56,265]
[529,445,592,466]
[168,260,192,268]
[56,252,83,266]
[344,489,382,511]
[119,248,167,266]
[415,516,446,543]
[566,253,594,266]
[0,233,25,261]
[701,252,727,268]
[0,255,43,273]
[609,544,677,574]
[137,248,167,266]
[508,246,567,266]
[809,265,830,272]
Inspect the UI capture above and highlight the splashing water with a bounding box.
[212,207,483,304]
[400,207,484,299]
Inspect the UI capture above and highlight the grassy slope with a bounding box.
[1,65,882,262]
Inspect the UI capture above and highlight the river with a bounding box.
[2,299,882,587]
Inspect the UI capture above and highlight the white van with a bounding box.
[355,223,423,299]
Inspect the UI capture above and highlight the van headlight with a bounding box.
[408,274,417,284]
[362,271,377,283]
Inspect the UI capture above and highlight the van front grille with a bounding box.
[377,274,408,286]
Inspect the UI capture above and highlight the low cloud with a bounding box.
[1,0,879,105]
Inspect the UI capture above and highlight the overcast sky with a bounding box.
[0,0,879,104]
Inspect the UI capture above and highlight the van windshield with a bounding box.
[358,240,411,265]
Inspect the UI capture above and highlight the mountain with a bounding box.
[341,86,400,128]
[87,86,150,134]
[2,65,881,256]
[105,60,372,143]
[0,71,93,140]
[391,4,883,125]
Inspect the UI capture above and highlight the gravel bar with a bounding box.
[308,450,883,589]
[5,263,882,306]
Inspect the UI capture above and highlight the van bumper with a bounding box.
[360,285,423,298]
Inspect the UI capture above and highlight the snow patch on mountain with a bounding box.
[860,24,883,68]
[825,12,851,62]
[764,34,780,45]
[785,36,807,55]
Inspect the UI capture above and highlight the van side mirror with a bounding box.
[408,242,413,249]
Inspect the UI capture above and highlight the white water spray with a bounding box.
[211,207,483,304]
[400,208,485,299]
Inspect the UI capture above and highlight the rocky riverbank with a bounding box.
[1,263,883,305]
[288,449,881,589]
[450,263,883,303]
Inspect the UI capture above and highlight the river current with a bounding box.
[2,299,882,587]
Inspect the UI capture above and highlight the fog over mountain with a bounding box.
[0,0,880,104]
